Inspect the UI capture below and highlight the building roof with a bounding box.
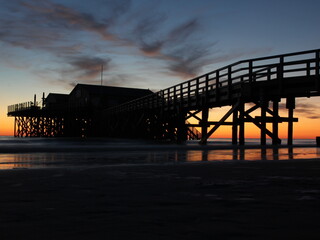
[70,84,153,97]
[46,93,69,98]
[45,93,69,102]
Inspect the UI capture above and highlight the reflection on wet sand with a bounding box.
[0,147,319,169]
[145,147,320,162]
[185,147,319,162]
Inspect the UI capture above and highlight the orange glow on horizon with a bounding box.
[1,105,319,139]
[1,115,319,139]
[188,104,320,140]
[0,117,13,136]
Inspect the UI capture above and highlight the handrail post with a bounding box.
[156,92,159,109]
[205,74,209,106]
[316,50,320,91]
[267,67,271,81]
[167,89,170,109]
[187,81,191,107]
[196,78,199,105]
[160,90,164,110]
[180,83,183,109]
[286,97,295,145]
[248,60,253,83]
[277,56,284,93]
[228,66,232,99]
[216,71,220,102]
[173,86,177,110]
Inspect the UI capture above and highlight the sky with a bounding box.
[1,0,320,138]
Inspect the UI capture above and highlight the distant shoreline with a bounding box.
[0,142,318,154]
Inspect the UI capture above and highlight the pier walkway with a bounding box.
[103,49,320,145]
[8,49,320,145]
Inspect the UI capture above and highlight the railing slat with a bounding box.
[98,49,320,115]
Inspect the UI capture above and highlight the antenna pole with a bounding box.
[101,64,103,86]
[42,92,45,108]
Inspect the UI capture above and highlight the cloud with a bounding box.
[167,19,199,43]
[68,56,112,80]
[130,17,261,79]
[278,101,320,119]
[0,0,132,53]
[105,74,134,87]
[139,41,163,57]
[129,13,167,57]
[128,16,213,78]
[294,102,320,119]
[1,0,216,81]
[103,0,132,27]
[307,115,320,119]
[0,0,122,86]
[1,0,266,87]
[0,21,63,50]
[246,99,320,120]
[20,0,116,41]
[165,44,214,78]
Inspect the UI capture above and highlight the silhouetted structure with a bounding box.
[102,49,320,145]
[8,49,320,145]
[7,84,153,137]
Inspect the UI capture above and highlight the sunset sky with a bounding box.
[1,0,320,138]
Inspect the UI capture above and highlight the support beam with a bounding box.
[185,110,202,121]
[244,112,281,144]
[272,99,280,145]
[239,102,245,145]
[288,108,294,145]
[232,104,238,145]
[254,117,298,122]
[176,111,187,143]
[260,100,268,145]
[286,97,295,145]
[200,108,209,145]
[252,101,274,116]
[200,102,239,144]
[187,122,234,127]
[245,104,259,115]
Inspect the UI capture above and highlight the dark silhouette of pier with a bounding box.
[7,49,320,145]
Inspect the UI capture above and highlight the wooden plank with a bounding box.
[254,116,298,122]
[187,122,234,127]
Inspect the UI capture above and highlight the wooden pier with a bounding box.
[102,49,320,145]
[8,49,320,145]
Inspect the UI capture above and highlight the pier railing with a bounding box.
[105,49,320,114]
[7,101,41,114]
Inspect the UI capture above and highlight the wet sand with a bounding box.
[0,160,320,239]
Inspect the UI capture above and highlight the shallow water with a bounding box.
[0,136,319,169]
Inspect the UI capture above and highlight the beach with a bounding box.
[1,159,320,239]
